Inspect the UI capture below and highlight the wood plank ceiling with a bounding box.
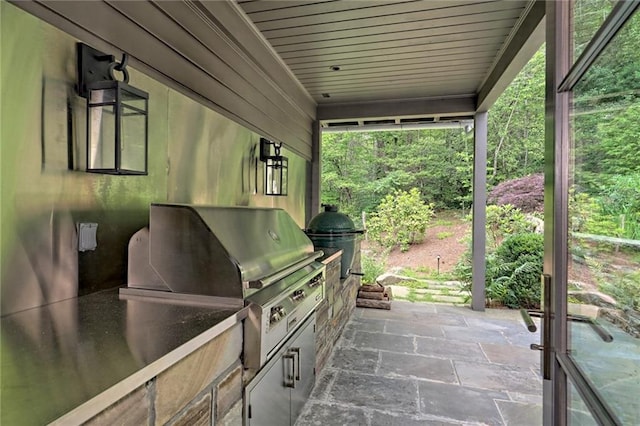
[237,0,542,126]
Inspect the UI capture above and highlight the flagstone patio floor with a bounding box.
[296,301,543,426]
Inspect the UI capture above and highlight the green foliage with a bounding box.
[495,233,544,263]
[487,48,545,185]
[367,188,435,252]
[599,174,640,239]
[486,204,534,249]
[570,192,622,237]
[436,231,454,240]
[321,128,475,217]
[360,252,387,285]
[456,233,543,309]
[321,47,548,221]
[599,271,640,311]
[399,266,456,282]
[486,234,544,309]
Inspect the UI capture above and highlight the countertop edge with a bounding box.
[49,306,249,426]
[321,249,343,265]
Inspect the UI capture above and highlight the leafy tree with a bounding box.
[487,48,545,185]
[367,188,435,252]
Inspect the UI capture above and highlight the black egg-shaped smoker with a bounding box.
[305,205,365,278]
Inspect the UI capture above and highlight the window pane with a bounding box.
[568,9,640,425]
[571,0,615,62]
[568,381,599,425]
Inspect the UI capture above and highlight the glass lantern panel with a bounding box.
[265,158,288,195]
[120,105,147,172]
[280,163,288,196]
[89,88,116,105]
[120,88,147,112]
[88,103,116,170]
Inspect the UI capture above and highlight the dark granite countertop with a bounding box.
[0,288,246,425]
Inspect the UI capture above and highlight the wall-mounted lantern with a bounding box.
[77,43,148,175]
[260,137,288,196]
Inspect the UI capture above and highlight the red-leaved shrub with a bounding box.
[488,174,544,213]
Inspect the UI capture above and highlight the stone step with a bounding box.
[430,294,468,303]
[388,285,467,304]
[414,288,465,296]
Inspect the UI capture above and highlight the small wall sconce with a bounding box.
[259,137,288,196]
[76,43,149,175]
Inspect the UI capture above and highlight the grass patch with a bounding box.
[394,279,430,290]
[398,266,458,282]
[436,231,454,240]
[397,288,435,303]
[433,219,454,227]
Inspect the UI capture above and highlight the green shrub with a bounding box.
[456,232,543,309]
[486,204,534,249]
[487,234,543,308]
[361,252,387,284]
[367,188,435,252]
[495,233,544,263]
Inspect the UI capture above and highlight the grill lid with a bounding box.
[305,204,364,236]
[146,204,318,298]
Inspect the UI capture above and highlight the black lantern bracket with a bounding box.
[259,137,280,162]
[77,43,131,98]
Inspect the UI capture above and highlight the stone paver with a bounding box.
[442,324,511,345]
[296,402,368,426]
[296,301,543,426]
[496,400,544,426]
[384,320,443,338]
[481,342,541,367]
[454,360,542,395]
[331,347,379,374]
[416,336,488,362]
[379,351,457,383]
[329,372,419,414]
[418,381,507,425]
[351,330,414,353]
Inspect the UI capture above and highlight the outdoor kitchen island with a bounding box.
[1,229,361,426]
[1,289,248,425]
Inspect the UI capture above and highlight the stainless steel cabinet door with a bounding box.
[245,314,316,426]
[245,355,291,426]
[290,316,316,422]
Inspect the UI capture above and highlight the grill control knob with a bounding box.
[270,306,286,324]
[292,289,306,301]
[308,275,323,288]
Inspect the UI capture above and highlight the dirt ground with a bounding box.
[362,213,469,273]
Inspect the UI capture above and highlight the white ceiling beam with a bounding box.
[317,96,476,122]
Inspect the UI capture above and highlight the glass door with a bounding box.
[548,1,640,424]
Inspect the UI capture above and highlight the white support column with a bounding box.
[471,111,488,311]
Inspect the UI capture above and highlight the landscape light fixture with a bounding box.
[259,137,288,196]
[77,43,149,175]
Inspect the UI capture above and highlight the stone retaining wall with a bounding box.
[315,242,361,373]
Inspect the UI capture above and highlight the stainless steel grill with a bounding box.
[121,203,325,369]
